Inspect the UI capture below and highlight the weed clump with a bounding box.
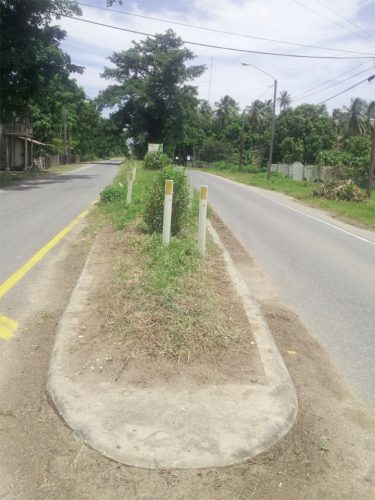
[143,165,189,235]
[99,183,127,205]
[312,179,367,202]
[144,152,171,170]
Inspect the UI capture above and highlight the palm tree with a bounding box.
[343,97,367,136]
[214,95,239,128]
[366,101,375,134]
[332,107,347,136]
[248,100,271,131]
[277,90,292,111]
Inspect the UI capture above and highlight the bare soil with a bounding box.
[0,218,374,499]
[67,223,263,389]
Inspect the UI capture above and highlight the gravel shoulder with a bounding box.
[0,217,374,499]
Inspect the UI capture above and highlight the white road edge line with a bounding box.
[261,197,373,244]
[199,172,374,245]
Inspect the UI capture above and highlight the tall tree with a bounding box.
[0,0,83,121]
[278,90,292,111]
[343,97,367,136]
[248,100,271,131]
[214,95,239,128]
[99,30,205,154]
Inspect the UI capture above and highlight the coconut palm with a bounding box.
[248,100,271,131]
[214,95,239,128]
[343,97,367,136]
[277,90,292,111]
[366,100,375,133]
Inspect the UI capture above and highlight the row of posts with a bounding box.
[161,179,208,256]
[126,168,208,256]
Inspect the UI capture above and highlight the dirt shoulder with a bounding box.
[0,217,374,499]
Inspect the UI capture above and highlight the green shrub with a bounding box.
[312,180,367,202]
[143,165,189,235]
[99,183,127,204]
[144,152,171,170]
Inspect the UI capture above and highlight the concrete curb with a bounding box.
[47,223,297,469]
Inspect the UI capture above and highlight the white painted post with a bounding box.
[127,170,134,205]
[162,180,173,246]
[188,178,194,210]
[198,185,208,256]
[132,165,136,180]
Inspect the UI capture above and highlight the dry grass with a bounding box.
[100,221,251,364]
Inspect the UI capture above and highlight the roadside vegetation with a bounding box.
[92,158,252,362]
[200,168,375,227]
[1,1,125,165]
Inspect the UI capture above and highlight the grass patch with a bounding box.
[93,159,155,229]
[200,168,375,228]
[90,160,254,363]
[104,222,249,363]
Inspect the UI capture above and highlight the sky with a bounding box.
[58,0,375,113]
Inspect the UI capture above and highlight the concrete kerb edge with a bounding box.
[47,222,298,469]
[207,221,298,429]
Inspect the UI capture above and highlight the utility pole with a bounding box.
[63,107,68,164]
[207,57,213,104]
[367,119,375,198]
[239,111,245,171]
[267,79,277,180]
[241,62,277,181]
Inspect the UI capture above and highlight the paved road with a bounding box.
[191,171,375,405]
[0,161,120,285]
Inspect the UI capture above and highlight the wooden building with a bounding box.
[0,119,45,171]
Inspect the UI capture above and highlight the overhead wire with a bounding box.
[290,0,374,44]
[311,0,375,43]
[317,74,375,104]
[77,1,375,57]
[60,15,375,60]
[293,61,373,100]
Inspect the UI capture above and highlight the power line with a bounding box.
[317,74,375,105]
[311,0,375,43]
[290,0,374,44]
[61,15,375,60]
[77,1,375,57]
[293,61,373,100]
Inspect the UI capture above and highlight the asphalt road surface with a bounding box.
[0,161,120,285]
[191,170,375,406]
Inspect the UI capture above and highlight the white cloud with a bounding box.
[59,0,375,111]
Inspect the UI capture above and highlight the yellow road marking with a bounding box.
[0,209,88,300]
[0,315,18,340]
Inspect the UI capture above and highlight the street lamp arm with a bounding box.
[241,62,276,82]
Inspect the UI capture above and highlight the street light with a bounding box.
[241,62,277,180]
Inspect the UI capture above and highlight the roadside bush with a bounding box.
[312,180,367,202]
[144,152,171,170]
[99,183,127,204]
[143,165,189,235]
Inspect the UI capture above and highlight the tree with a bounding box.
[275,104,335,164]
[214,95,239,129]
[99,30,205,154]
[343,97,367,136]
[0,0,83,121]
[278,91,292,111]
[248,100,271,131]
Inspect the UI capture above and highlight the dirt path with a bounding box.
[0,220,374,499]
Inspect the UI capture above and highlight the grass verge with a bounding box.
[199,168,375,228]
[89,160,256,365]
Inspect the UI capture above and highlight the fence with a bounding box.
[34,154,80,170]
[271,162,335,182]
